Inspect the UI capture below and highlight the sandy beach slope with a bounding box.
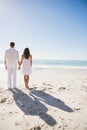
[0,69,87,130]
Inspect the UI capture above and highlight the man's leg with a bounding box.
[13,68,16,88]
[8,68,12,88]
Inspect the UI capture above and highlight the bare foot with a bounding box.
[25,85,29,89]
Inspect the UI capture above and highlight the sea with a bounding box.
[1,59,87,71]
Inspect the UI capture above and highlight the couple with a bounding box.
[4,42,32,90]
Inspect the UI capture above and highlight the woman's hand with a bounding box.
[18,65,21,70]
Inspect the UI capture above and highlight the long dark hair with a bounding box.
[23,48,30,59]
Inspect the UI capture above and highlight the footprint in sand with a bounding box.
[73,108,80,112]
[0,97,7,103]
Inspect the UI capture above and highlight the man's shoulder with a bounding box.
[14,48,18,51]
[5,48,19,53]
[11,48,19,52]
[5,48,10,53]
[15,49,19,53]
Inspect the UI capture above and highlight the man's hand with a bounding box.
[18,66,21,70]
[5,65,7,70]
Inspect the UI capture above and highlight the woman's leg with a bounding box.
[24,75,27,87]
[24,75,29,88]
[26,75,29,87]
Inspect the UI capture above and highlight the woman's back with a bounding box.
[22,57,32,75]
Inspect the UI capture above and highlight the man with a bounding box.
[4,42,20,89]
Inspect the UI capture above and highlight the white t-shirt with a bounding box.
[4,48,19,68]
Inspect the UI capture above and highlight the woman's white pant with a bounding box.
[8,67,17,88]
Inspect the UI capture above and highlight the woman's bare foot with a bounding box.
[25,85,29,89]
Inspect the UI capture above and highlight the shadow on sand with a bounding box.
[10,88,57,126]
[30,89,73,112]
[10,88,73,126]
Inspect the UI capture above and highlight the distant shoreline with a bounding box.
[0,59,87,71]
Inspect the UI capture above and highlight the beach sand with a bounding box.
[0,69,87,130]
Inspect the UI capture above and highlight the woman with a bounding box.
[19,48,32,89]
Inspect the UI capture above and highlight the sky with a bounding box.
[0,0,87,60]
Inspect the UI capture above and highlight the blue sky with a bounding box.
[0,0,87,60]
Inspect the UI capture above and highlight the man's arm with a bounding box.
[4,61,7,70]
[4,51,7,70]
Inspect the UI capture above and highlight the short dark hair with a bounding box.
[10,42,15,47]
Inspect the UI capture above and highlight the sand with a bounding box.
[0,69,87,130]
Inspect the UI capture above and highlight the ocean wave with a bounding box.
[0,59,87,71]
[32,65,87,70]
